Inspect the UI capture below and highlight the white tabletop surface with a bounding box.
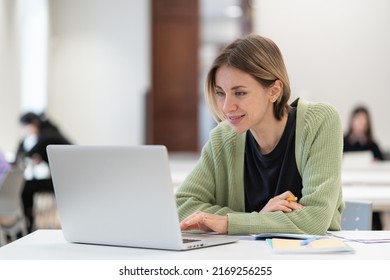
[342,185,390,211]
[342,162,390,185]
[1,230,390,260]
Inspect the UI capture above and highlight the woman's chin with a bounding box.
[229,124,247,134]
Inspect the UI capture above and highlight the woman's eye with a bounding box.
[235,91,246,96]
[215,91,225,97]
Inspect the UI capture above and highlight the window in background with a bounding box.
[19,0,48,114]
[199,0,251,147]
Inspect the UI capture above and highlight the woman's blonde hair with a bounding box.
[205,33,291,122]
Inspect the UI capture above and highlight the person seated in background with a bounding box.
[176,33,344,236]
[344,105,384,230]
[0,149,11,186]
[14,112,71,232]
[344,106,384,161]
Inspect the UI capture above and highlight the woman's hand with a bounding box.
[180,211,228,234]
[260,191,304,213]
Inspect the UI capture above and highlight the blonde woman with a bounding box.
[176,34,344,235]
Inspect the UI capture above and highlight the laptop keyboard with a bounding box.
[183,238,201,243]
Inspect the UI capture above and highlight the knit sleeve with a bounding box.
[175,123,240,221]
[292,102,344,233]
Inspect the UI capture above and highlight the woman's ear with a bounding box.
[269,80,283,103]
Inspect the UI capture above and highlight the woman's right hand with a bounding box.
[259,191,304,213]
[180,211,228,234]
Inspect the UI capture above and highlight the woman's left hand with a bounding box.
[259,191,304,213]
[180,211,228,234]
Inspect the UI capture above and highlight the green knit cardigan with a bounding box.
[176,98,344,235]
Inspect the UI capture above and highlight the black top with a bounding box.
[15,119,71,164]
[244,108,302,212]
[343,137,384,161]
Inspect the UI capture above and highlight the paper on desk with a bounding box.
[267,238,355,254]
[327,232,390,244]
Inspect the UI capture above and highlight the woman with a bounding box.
[344,106,384,161]
[14,112,71,232]
[344,106,384,230]
[176,34,344,235]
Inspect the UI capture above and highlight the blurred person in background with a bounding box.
[14,112,71,232]
[344,106,384,230]
[344,106,384,161]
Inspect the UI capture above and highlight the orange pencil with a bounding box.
[285,197,297,202]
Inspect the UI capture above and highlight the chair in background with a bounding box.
[33,191,61,230]
[0,167,27,246]
[341,200,373,230]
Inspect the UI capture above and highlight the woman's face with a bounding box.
[214,65,276,134]
[351,112,368,136]
[20,123,39,138]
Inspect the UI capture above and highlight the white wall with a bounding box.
[0,0,20,157]
[254,0,390,151]
[47,0,150,145]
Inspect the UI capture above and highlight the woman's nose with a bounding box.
[222,96,237,113]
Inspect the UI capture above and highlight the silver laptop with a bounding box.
[341,200,373,230]
[46,145,238,250]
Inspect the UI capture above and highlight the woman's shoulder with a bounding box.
[298,98,339,115]
[297,98,341,126]
[209,121,237,139]
[207,121,245,155]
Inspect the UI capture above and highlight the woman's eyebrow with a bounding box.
[215,85,247,90]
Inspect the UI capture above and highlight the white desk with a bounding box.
[342,185,390,211]
[342,162,390,185]
[341,163,390,210]
[1,229,390,260]
[341,162,390,229]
